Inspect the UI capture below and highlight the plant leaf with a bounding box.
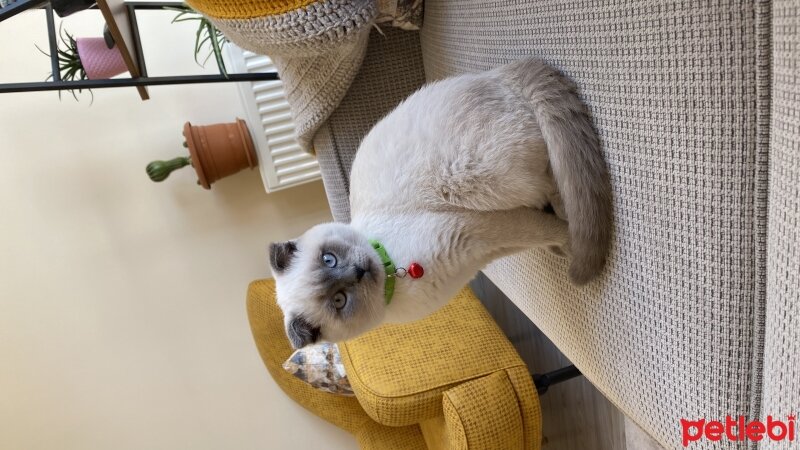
[207,23,227,77]
[193,25,205,65]
[34,43,51,57]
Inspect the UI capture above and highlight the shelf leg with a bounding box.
[126,3,148,77]
[45,5,61,82]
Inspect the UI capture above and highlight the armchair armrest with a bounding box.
[442,371,525,450]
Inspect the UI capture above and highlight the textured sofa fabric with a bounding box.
[762,0,799,430]
[419,1,771,448]
[311,1,797,449]
[422,0,769,448]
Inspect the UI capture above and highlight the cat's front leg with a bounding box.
[472,207,569,260]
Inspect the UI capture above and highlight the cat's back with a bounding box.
[348,73,494,215]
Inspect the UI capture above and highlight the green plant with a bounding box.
[35,25,92,102]
[167,4,228,77]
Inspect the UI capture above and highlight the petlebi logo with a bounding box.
[681,415,796,447]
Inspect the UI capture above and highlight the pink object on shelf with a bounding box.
[76,37,128,80]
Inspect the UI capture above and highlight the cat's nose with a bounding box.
[354,266,366,281]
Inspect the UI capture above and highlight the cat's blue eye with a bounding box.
[322,252,337,268]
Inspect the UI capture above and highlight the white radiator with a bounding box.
[225,45,321,193]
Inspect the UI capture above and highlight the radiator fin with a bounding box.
[226,46,321,192]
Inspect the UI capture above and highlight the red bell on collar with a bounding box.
[407,263,424,279]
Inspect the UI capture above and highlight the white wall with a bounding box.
[0,9,356,450]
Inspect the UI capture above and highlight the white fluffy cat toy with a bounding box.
[270,58,612,349]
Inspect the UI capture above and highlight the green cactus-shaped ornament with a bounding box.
[146,156,191,182]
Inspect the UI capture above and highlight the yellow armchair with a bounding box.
[246,279,542,449]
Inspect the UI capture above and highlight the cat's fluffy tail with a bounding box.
[495,58,613,285]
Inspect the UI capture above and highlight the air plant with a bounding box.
[167,4,228,77]
[35,25,93,102]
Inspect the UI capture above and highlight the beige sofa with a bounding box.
[312,1,800,448]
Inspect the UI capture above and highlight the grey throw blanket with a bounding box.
[203,0,379,154]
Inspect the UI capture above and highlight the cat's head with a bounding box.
[269,222,386,349]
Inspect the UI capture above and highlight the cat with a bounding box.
[270,58,612,349]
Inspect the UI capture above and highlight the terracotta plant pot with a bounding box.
[76,37,128,80]
[184,119,257,189]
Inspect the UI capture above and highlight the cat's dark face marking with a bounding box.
[270,223,386,348]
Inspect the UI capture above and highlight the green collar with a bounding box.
[369,239,395,305]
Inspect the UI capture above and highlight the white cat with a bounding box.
[270,58,612,349]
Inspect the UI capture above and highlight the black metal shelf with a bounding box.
[0,1,279,99]
[0,73,280,92]
[0,0,49,22]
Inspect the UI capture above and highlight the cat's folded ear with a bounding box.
[269,241,297,273]
[287,315,320,349]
